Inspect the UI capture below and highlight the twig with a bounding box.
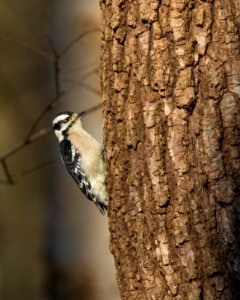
[47,34,61,96]
[62,67,98,88]
[61,60,98,73]
[77,82,102,96]
[24,35,63,140]
[0,101,102,184]
[20,159,56,176]
[0,100,102,164]
[83,103,102,115]
[1,37,54,62]
[63,78,102,96]
[0,128,52,161]
[59,28,100,57]
[0,29,102,185]
[1,160,15,184]
[25,92,66,140]
[0,127,51,184]
[0,69,101,162]
[26,68,98,141]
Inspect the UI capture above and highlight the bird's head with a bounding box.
[52,111,85,141]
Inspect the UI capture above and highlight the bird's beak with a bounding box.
[70,111,85,123]
[78,111,85,118]
[70,112,81,123]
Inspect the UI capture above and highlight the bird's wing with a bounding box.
[59,140,107,214]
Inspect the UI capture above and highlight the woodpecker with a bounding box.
[52,111,107,214]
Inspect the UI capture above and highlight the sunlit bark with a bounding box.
[101,0,240,299]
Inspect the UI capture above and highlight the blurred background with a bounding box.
[0,1,119,300]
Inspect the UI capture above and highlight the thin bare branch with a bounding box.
[46,34,61,96]
[0,99,102,164]
[62,66,98,87]
[59,28,100,57]
[20,159,56,176]
[0,101,102,185]
[0,29,102,185]
[77,82,102,96]
[62,75,101,97]
[83,103,102,116]
[26,68,98,140]
[0,128,52,161]
[1,37,54,62]
[0,179,13,185]
[1,160,15,184]
[61,68,99,97]
[60,60,98,73]
[1,157,56,184]
[25,92,66,140]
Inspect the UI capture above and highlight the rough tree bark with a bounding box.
[100,0,240,299]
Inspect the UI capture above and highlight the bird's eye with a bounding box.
[63,117,70,123]
[53,123,61,131]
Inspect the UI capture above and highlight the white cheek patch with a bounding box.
[53,115,73,142]
[55,130,64,141]
[53,114,71,125]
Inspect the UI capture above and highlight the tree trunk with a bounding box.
[100,0,240,299]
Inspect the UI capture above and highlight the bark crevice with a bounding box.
[101,0,240,299]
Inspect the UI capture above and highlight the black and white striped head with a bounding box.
[52,111,84,141]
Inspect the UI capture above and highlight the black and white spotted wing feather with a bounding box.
[59,139,107,214]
